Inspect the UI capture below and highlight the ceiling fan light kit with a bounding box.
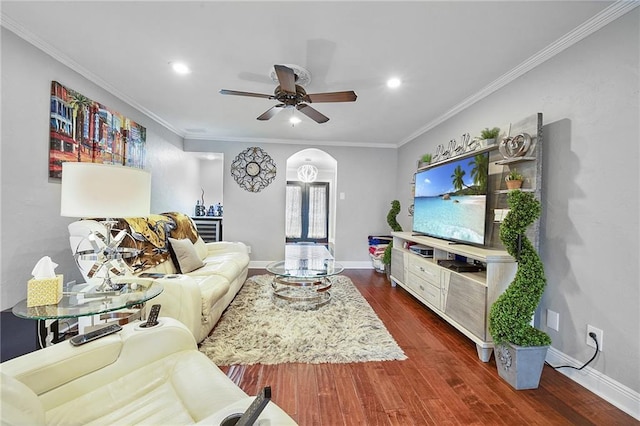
[220,64,357,124]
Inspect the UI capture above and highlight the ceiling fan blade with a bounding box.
[274,65,296,93]
[219,89,274,100]
[305,91,357,103]
[257,104,285,121]
[297,104,329,123]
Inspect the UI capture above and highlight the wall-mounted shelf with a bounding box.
[495,189,535,194]
[418,145,499,172]
[408,114,543,250]
[495,156,536,165]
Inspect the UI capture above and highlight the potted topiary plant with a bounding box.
[418,153,432,169]
[505,168,524,190]
[479,127,501,147]
[382,200,402,278]
[489,190,551,390]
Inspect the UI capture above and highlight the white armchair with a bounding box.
[0,318,297,425]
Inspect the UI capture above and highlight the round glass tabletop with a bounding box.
[266,258,344,279]
[12,281,163,320]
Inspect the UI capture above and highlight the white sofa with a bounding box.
[0,318,297,425]
[143,241,249,343]
[68,213,249,343]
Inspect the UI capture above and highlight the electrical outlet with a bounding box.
[586,325,603,351]
[546,309,559,331]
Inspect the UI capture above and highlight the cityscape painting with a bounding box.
[49,81,146,179]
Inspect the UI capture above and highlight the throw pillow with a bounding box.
[193,236,208,260]
[168,238,205,273]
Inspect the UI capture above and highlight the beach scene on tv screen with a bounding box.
[413,154,488,245]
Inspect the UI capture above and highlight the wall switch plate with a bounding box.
[587,325,603,351]
[546,309,559,331]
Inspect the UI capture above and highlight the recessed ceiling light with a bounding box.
[170,62,191,75]
[387,77,401,89]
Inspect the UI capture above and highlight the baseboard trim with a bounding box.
[546,347,640,420]
[249,261,374,270]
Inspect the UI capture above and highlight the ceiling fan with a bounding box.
[220,64,357,123]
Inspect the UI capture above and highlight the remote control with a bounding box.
[235,386,271,426]
[70,323,122,346]
[138,272,166,279]
[142,304,161,327]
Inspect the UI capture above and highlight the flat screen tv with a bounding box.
[413,152,489,246]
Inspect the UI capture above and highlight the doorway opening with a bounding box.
[285,149,337,252]
[286,181,329,244]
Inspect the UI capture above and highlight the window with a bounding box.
[285,181,329,244]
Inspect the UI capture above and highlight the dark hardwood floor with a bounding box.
[219,269,637,425]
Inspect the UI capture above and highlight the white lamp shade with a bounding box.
[61,162,151,218]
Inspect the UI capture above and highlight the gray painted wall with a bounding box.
[396,10,639,394]
[0,29,200,310]
[199,157,224,209]
[185,139,397,264]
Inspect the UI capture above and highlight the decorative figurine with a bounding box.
[195,200,206,216]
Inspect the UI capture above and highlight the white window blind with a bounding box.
[308,185,327,239]
[285,185,302,238]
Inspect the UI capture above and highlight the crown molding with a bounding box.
[398,1,640,147]
[184,134,397,149]
[1,14,185,138]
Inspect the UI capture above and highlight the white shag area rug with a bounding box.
[199,274,407,365]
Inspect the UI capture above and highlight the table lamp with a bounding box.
[61,162,151,292]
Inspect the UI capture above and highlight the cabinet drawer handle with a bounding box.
[419,266,433,276]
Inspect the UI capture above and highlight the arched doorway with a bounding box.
[285,149,337,252]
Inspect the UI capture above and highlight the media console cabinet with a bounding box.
[390,231,517,362]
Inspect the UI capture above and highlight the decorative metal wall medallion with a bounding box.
[230,147,277,192]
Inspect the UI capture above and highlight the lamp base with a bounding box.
[72,219,140,290]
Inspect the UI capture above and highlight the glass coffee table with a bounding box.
[266,245,343,309]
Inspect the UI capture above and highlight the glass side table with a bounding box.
[12,280,163,344]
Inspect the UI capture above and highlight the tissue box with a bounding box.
[27,275,63,307]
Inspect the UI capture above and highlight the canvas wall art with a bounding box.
[49,81,146,179]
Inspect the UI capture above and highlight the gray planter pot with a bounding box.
[495,342,549,390]
[481,138,496,148]
[417,161,430,170]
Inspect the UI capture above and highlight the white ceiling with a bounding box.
[2,1,624,150]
